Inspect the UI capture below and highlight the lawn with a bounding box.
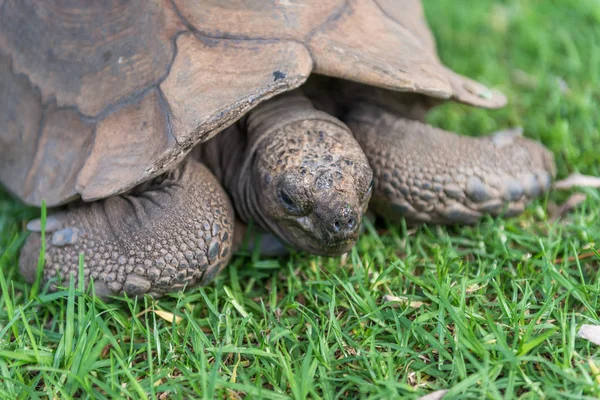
[1,0,600,398]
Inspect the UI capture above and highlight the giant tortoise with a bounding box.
[0,0,554,297]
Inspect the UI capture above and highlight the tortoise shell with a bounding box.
[0,0,506,207]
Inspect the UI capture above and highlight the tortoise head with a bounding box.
[244,116,373,256]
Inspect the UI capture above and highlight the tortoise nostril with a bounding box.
[333,220,342,231]
[331,215,357,235]
[347,217,356,230]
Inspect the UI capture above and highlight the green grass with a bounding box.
[1,0,599,398]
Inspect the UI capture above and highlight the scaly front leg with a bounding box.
[346,104,555,224]
[20,158,234,298]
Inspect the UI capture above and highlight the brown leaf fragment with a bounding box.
[136,308,183,324]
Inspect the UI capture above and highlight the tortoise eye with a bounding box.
[279,188,302,215]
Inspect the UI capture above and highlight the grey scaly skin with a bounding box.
[20,159,235,298]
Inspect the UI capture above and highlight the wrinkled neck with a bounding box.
[209,91,323,233]
[236,157,270,231]
[334,81,435,122]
